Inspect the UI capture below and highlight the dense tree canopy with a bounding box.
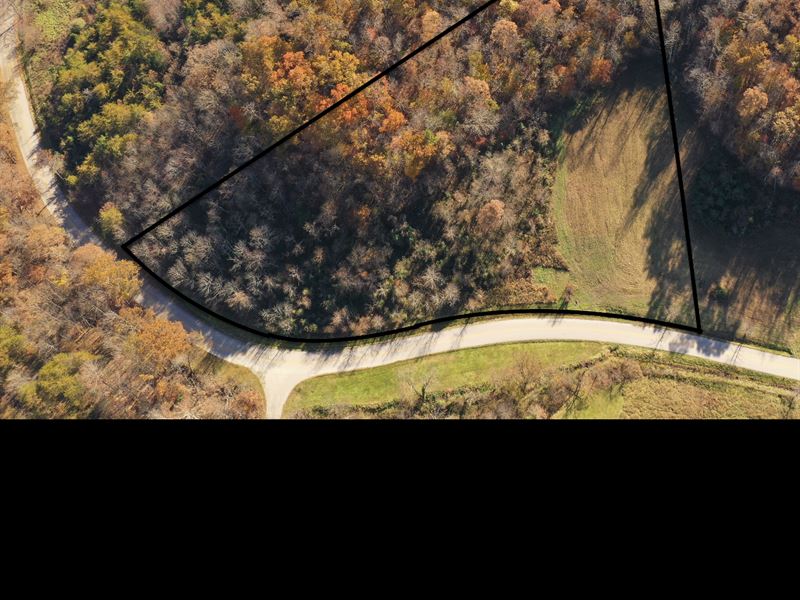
[44,0,167,186]
[0,94,263,419]
[120,0,661,337]
[34,1,794,338]
[679,0,800,191]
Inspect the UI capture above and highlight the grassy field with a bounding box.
[549,59,694,326]
[565,376,793,420]
[285,341,603,414]
[285,341,798,419]
[558,356,796,420]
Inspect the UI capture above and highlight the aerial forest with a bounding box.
[0,94,263,417]
[22,0,799,338]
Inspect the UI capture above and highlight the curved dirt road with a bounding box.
[2,7,797,419]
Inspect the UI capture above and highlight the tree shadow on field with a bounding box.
[626,94,676,220]
[640,91,800,350]
[680,128,800,350]
[635,101,696,327]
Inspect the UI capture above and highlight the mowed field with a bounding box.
[284,341,798,419]
[545,59,695,325]
[546,53,799,354]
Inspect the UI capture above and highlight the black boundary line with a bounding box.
[124,0,501,247]
[654,0,703,333]
[121,0,704,345]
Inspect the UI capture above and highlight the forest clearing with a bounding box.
[549,61,692,324]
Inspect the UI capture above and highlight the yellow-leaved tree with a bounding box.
[71,244,140,308]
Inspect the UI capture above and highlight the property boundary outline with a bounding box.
[121,0,704,344]
[653,0,702,333]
